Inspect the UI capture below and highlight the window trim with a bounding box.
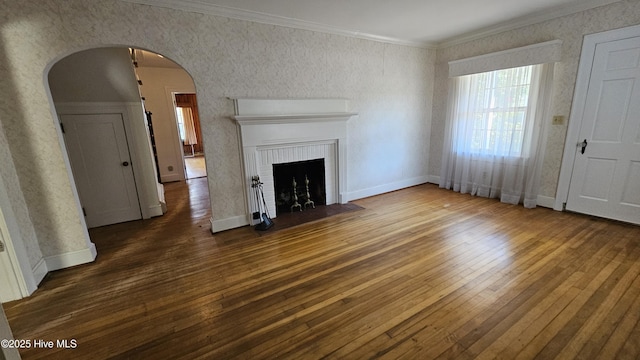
[448,40,562,78]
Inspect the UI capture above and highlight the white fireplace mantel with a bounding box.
[232,98,357,225]
[233,112,358,126]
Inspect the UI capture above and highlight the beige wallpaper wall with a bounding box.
[429,0,640,199]
[0,0,434,267]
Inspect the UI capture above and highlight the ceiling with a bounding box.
[132,49,182,68]
[126,0,620,47]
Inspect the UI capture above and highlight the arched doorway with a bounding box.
[130,49,207,183]
[48,46,209,229]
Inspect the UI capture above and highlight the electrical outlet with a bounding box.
[552,115,565,125]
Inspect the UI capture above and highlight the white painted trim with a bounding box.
[122,0,432,48]
[427,175,554,208]
[48,102,93,234]
[0,225,27,302]
[161,173,183,183]
[448,40,562,77]
[233,99,355,221]
[124,102,164,219]
[123,0,619,50]
[0,163,38,299]
[427,175,440,184]
[555,24,640,211]
[344,176,429,202]
[210,215,249,234]
[234,113,358,126]
[45,243,97,272]
[54,101,161,220]
[32,258,48,286]
[54,101,127,110]
[439,0,621,47]
[537,195,556,209]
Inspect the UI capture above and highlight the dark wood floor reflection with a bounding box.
[4,180,640,359]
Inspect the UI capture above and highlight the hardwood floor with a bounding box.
[4,179,640,359]
[184,156,207,179]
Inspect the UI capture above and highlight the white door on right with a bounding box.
[567,36,640,225]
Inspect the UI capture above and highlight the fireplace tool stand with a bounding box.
[252,176,274,231]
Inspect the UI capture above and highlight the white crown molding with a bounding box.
[438,0,622,48]
[123,0,620,50]
[122,0,435,48]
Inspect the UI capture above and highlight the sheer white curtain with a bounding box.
[439,63,554,208]
[180,107,198,146]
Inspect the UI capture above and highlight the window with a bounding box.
[176,107,186,141]
[441,41,559,208]
[441,62,554,208]
[455,65,535,157]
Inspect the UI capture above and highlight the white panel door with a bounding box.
[61,113,142,228]
[566,36,640,225]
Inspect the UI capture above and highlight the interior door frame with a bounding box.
[55,102,162,220]
[555,24,640,211]
[0,170,37,302]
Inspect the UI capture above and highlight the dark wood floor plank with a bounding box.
[3,180,640,359]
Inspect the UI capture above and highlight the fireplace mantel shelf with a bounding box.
[233,112,358,126]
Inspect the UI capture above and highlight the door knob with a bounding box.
[579,139,588,154]
[122,161,129,167]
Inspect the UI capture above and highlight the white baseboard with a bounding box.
[161,173,182,183]
[45,243,97,272]
[537,195,556,209]
[210,215,249,233]
[32,258,48,286]
[343,176,429,202]
[403,175,556,209]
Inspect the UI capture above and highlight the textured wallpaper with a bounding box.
[0,0,434,263]
[430,0,640,199]
[0,126,42,268]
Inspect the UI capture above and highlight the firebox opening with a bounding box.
[273,159,326,215]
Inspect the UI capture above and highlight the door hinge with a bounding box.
[0,240,4,252]
[60,123,65,134]
[82,207,87,216]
